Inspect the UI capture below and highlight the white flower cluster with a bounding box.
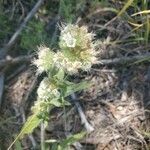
[58,24,97,74]
[53,52,97,74]
[33,46,54,73]
[59,24,95,49]
[53,52,82,74]
[31,24,98,119]
[33,24,97,75]
[37,77,60,100]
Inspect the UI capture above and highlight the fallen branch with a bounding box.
[95,53,150,66]
[0,55,33,68]
[81,134,121,145]
[1,52,150,69]
[0,73,4,106]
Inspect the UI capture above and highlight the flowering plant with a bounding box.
[9,24,97,149]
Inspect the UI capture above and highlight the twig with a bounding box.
[81,135,121,145]
[71,93,94,133]
[18,0,25,22]
[0,73,4,106]
[1,52,150,69]
[95,53,150,66]
[104,16,117,27]
[0,55,33,68]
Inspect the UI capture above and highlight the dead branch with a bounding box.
[81,135,121,145]
[0,73,4,106]
[1,52,150,70]
[0,55,33,68]
[95,53,150,66]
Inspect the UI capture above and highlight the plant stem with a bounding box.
[41,122,45,150]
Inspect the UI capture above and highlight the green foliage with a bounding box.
[45,132,86,150]
[64,81,90,97]
[9,71,89,148]
[59,0,88,23]
[9,23,96,149]
[19,114,42,139]
[117,0,134,17]
[59,0,76,23]
[7,114,42,150]
[14,140,22,150]
[20,20,49,50]
[91,0,108,8]
[116,0,150,44]
[0,12,14,43]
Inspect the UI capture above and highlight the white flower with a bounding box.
[62,32,76,48]
[53,51,97,74]
[37,78,60,100]
[33,46,54,73]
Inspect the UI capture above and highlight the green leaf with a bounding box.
[61,97,70,106]
[54,69,65,81]
[19,114,41,139]
[8,114,41,150]
[64,81,90,97]
[49,98,70,107]
[51,143,59,150]
[57,145,63,150]
[49,98,63,107]
[60,132,86,148]
[45,132,85,150]
[14,140,22,150]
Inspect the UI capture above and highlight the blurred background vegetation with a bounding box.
[0,0,150,52]
[0,0,150,53]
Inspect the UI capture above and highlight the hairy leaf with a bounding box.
[8,114,41,150]
[45,132,86,150]
[60,132,86,149]
[49,98,63,107]
[64,81,90,97]
[14,140,22,150]
[54,69,65,82]
[19,114,41,139]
